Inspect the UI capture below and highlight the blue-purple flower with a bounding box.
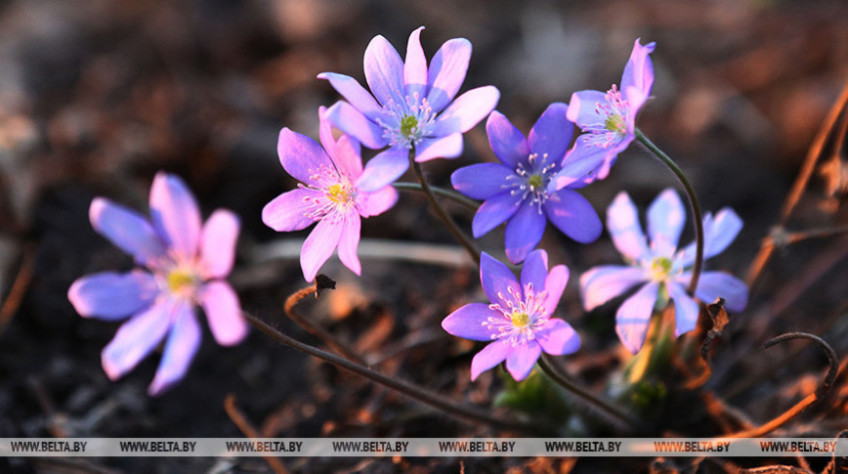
[442,250,580,381]
[262,108,398,282]
[452,104,602,264]
[68,172,247,395]
[319,26,500,191]
[580,189,748,353]
[551,39,656,190]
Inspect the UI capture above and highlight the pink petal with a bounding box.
[330,135,364,180]
[580,265,646,312]
[324,101,388,150]
[336,211,362,276]
[441,303,502,341]
[567,90,608,129]
[505,342,542,381]
[277,128,335,185]
[199,281,248,346]
[300,215,343,282]
[355,147,408,192]
[148,307,201,395]
[426,38,472,112]
[543,264,569,316]
[606,191,649,261]
[620,39,656,99]
[149,172,202,259]
[317,72,384,121]
[364,34,405,107]
[101,297,176,381]
[537,319,580,355]
[68,270,159,320]
[414,133,463,162]
[404,27,428,91]
[201,210,240,278]
[89,198,167,266]
[356,185,399,218]
[470,339,510,381]
[431,86,500,136]
[261,188,321,232]
[615,282,659,354]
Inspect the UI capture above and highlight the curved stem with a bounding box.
[408,150,481,265]
[393,182,480,211]
[635,129,705,294]
[537,354,634,432]
[244,312,549,434]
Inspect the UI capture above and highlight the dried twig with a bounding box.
[224,394,289,474]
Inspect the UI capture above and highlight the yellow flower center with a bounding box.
[649,256,673,281]
[167,269,195,293]
[327,183,350,204]
[399,115,418,138]
[510,310,530,328]
[604,113,626,133]
[527,174,544,190]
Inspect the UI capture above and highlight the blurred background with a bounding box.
[1,0,847,471]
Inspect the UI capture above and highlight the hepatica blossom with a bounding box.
[580,189,748,353]
[68,172,247,395]
[319,26,500,191]
[442,251,580,381]
[262,108,398,282]
[452,104,602,264]
[552,39,655,190]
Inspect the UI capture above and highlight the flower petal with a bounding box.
[426,38,472,113]
[300,216,343,282]
[199,280,248,346]
[537,319,580,355]
[504,200,547,264]
[201,210,239,278]
[317,72,384,121]
[450,162,513,200]
[544,189,602,244]
[337,211,362,276]
[666,281,700,338]
[486,110,529,168]
[150,172,202,259]
[647,188,686,256]
[529,102,573,161]
[471,191,521,238]
[89,198,167,266]
[277,128,335,185]
[566,90,608,129]
[261,188,321,232]
[404,26,427,94]
[470,339,510,381]
[101,297,175,381]
[68,271,159,320]
[324,101,389,150]
[543,264,570,316]
[148,306,201,395]
[621,39,656,98]
[580,265,646,312]
[364,34,405,107]
[548,136,608,190]
[615,282,659,354]
[680,208,743,265]
[480,252,522,308]
[505,342,542,381]
[431,86,500,136]
[442,302,502,341]
[414,133,463,162]
[355,147,409,192]
[606,191,649,261]
[685,271,748,312]
[330,135,364,180]
[356,185,398,217]
[519,249,549,293]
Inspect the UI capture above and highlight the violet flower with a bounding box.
[551,39,656,190]
[580,189,748,354]
[452,104,602,264]
[68,172,247,395]
[319,26,500,191]
[442,250,580,381]
[262,107,398,282]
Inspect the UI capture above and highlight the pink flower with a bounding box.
[68,172,247,395]
[261,107,398,282]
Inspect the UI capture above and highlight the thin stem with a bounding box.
[393,182,480,211]
[408,150,481,266]
[284,279,366,365]
[244,312,549,434]
[537,354,634,432]
[635,129,705,294]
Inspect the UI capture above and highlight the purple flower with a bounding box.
[68,172,247,395]
[442,250,580,381]
[452,104,602,264]
[262,107,398,282]
[319,26,500,191]
[551,39,656,190]
[580,189,748,354]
